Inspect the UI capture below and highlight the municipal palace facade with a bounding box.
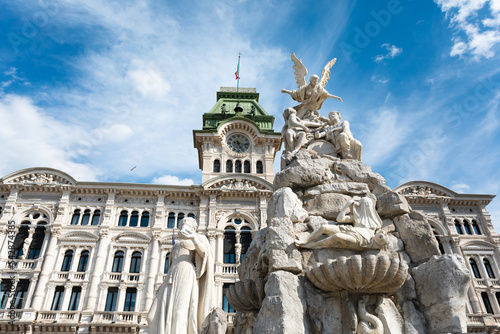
[0,87,499,333]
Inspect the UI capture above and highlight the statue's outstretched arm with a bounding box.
[327,94,343,102]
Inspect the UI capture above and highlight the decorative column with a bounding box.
[0,188,19,257]
[208,195,217,230]
[84,190,115,312]
[117,286,127,313]
[20,227,35,260]
[153,193,165,228]
[259,196,268,228]
[143,232,160,311]
[83,229,111,311]
[30,226,61,309]
[60,284,73,311]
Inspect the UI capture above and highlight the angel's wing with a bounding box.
[319,58,337,88]
[291,53,307,88]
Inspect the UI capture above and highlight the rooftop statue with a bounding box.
[148,217,215,334]
[281,53,342,120]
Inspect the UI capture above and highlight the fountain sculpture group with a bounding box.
[148,53,472,333]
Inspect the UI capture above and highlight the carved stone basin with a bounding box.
[306,254,408,294]
[226,278,265,313]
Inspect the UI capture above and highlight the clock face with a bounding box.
[227,133,250,153]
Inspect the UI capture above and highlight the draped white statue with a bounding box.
[147,217,215,334]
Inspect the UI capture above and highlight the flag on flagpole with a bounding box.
[235,61,240,80]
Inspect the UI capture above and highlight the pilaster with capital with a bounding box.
[143,232,161,310]
[259,196,267,228]
[84,228,111,311]
[208,195,217,230]
[30,226,61,309]
[154,194,165,228]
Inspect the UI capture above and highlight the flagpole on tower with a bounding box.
[235,53,241,92]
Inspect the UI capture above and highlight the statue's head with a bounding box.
[328,110,341,123]
[283,107,296,119]
[178,217,198,232]
[309,75,319,86]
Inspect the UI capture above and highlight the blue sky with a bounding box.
[1,0,499,225]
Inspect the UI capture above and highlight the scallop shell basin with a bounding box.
[306,254,408,294]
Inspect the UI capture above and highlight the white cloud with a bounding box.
[371,75,390,84]
[152,175,194,186]
[0,94,100,181]
[375,44,402,63]
[434,0,500,58]
[451,183,471,192]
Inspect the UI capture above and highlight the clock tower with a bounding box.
[193,87,281,183]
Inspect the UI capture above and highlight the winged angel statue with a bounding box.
[281,53,342,120]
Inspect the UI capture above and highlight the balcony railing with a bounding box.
[474,278,500,287]
[0,258,41,271]
[38,311,81,323]
[93,311,138,323]
[102,272,145,282]
[217,263,238,275]
[0,309,22,320]
[51,271,88,281]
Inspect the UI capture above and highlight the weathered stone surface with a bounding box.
[376,296,404,334]
[253,271,309,334]
[332,160,385,190]
[263,218,302,273]
[376,191,411,218]
[412,254,470,333]
[267,187,308,223]
[234,312,257,334]
[306,215,329,231]
[304,192,351,220]
[393,213,440,264]
[401,301,427,334]
[238,229,266,281]
[201,307,227,334]
[303,182,370,198]
[275,152,336,190]
[304,280,343,334]
[227,278,265,312]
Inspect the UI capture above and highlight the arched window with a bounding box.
[454,220,463,234]
[51,286,65,311]
[130,211,139,227]
[463,220,472,235]
[164,253,170,274]
[222,283,235,313]
[482,292,494,314]
[81,209,91,225]
[244,160,251,173]
[140,211,150,227]
[224,227,236,264]
[484,259,496,278]
[188,213,195,218]
[77,251,89,272]
[470,258,482,278]
[124,287,137,312]
[12,223,30,259]
[118,211,128,226]
[0,279,11,308]
[226,160,233,173]
[213,160,221,173]
[91,210,101,226]
[167,212,176,228]
[129,252,142,273]
[28,224,46,259]
[112,251,124,272]
[61,250,73,272]
[71,209,81,225]
[177,213,185,228]
[68,286,81,311]
[434,235,445,255]
[240,227,252,262]
[234,218,242,225]
[105,287,118,311]
[13,280,29,309]
[235,160,242,173]
[256,161,263,174]
[472,220,482,235]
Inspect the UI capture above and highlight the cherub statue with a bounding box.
[282,107,324,153]
[281,53,342,121]
[296,196,387,250]
[315,110,362,161]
